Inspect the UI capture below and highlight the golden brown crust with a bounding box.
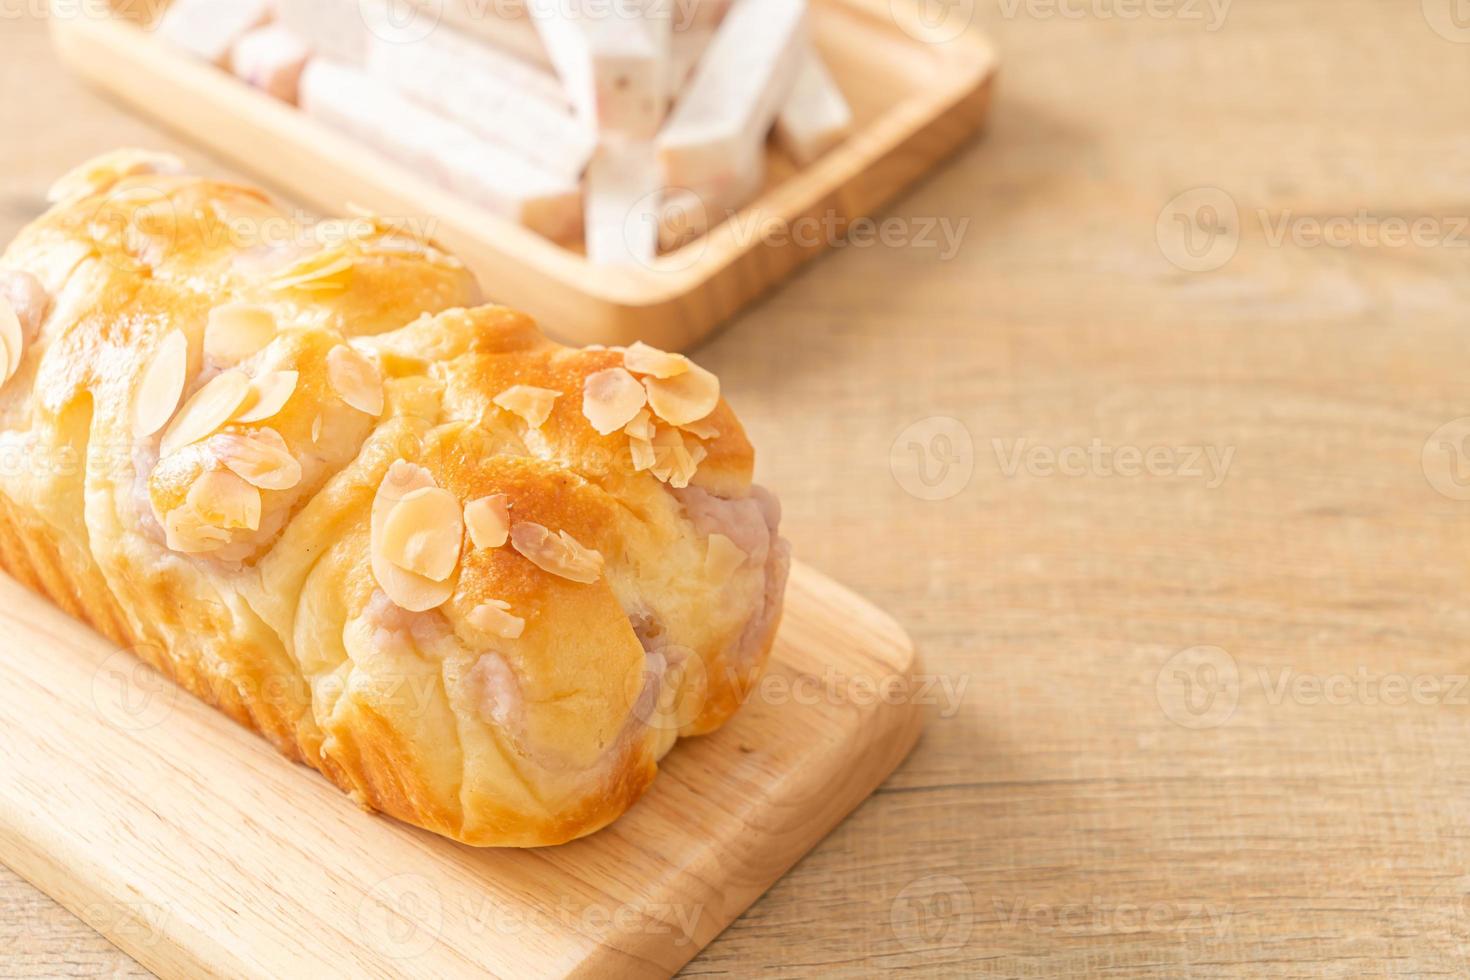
[0,152,789,847]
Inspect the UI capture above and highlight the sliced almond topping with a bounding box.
[134,330,188,439]
[0,269,50,342]
[187,469,262,532]
[629,436,655,472]
[163,505,230,555]
[493,385,560,429]
[509,522,603,585]
[650,426,701,489]
[644,363,719,428]
[326,344,384,416]
[46,149,184,204]
[204,304,276,364]
[705,533,748,582]
[0,299,19,384]
[370,462,453,612]
[468,600,526,640]
[680,418,721,440]
[582,367,647,436]
[161,369,251,457]
[234,370,299,423]
[310,414,323,443]
[212,428,302,491]
[623,341,691,379]
[379,486,463,582]
[624,408,655,441]
[465,494,510,550]
[267,246,354,293]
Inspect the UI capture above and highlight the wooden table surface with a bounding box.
[5,2,1470,976]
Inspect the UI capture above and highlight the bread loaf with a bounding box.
[0,152,790,847]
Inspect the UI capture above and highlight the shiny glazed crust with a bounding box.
[0,152,790,847]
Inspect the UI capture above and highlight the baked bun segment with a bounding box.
[0,151,790,847]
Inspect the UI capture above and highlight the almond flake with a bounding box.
[163,505,230,555]
[465,494,510,550]
[161,369,252,457]
[623,341,691,379]
[644,363,720,428]
[650,426,700,488]
[204,304,276,364]
[680,418,721,440]
[326,344,384,416]
[629,436,655,472]
[0,298,21,383]
[212,428,302,491]
[233,370,299,423]
[134,330,189,439]
[267,247,354,292]
[468,601,526,640]
[493,385,560,429]
[509,522,603,584]
[310,415,323,443]
[370,462,453,612]
[0,269,50,341]
[582,367,647,435]
[46,149,184,204]
[379,486,463,582]
[187,469,262,532]
[624,409,655,441]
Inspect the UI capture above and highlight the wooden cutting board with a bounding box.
[0,561,921,978]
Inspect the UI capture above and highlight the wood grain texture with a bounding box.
[46,0,996,352]
[6,0,1470,976]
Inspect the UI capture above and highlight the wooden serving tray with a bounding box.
[48,1,996,351]
[0,562,922,977]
